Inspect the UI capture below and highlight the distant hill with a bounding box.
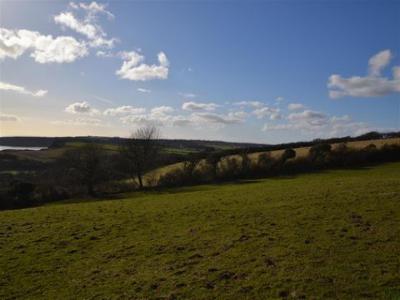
[1,131,399,153]
[0,136,267,152]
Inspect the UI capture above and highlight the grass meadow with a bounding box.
[1,162,399,299]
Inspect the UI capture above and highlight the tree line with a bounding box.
[1,126,400,210]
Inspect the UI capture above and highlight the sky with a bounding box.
[0,0,399,143]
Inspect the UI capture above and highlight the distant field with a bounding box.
[1,163,399,299]
[248,137,400,160]
[146,137,400,184]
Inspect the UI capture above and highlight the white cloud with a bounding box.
[70,1,114,20]
[54,2,116,49]
[0,81,47,97]
[288,103,305,111]
[119,106,176,126]
[287,110,329,126]
[65,101,100,115]
[55,12,98,40]
[103,105,146,116]
[263,109,374,138]
[252,106,281,119]
[137,88,151,93]
[96,50,114,57]
[182,101,219,111]
[0,28,88,63]
[0,113,20,122]
[151,106,174,115]
[116,104,245,128]
[328,49,400,98]
[275,96,284,102]
[369,49,392,76]
[172,116,192,127]
[191,112,245,125]
[116,51,169,81]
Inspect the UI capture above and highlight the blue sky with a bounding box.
[0,0,399,143]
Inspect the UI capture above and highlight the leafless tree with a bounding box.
[121,125,160,189]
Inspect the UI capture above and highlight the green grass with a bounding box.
[1,163,400,299]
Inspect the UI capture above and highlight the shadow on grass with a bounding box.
[47,162,390,207]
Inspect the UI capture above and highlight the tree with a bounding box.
[181,153,202,183]
[257,152,273,173]
[240,151,251,176]
[206,152,222,180]
[281,148,296,163]
[59,143,106,196]
[121,125,160,189]
[309,143,331,162]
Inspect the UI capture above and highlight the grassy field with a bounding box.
[1,163,400,299]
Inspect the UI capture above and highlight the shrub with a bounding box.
[309,143,332,164]
[219,157,241,180]
[281,148,296,163]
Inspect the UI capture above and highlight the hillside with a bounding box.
[1,163,399,299]
[145,137,400,184]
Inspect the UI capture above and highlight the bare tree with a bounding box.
[121,125,160,189]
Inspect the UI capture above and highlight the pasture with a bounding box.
[1,162,399,299]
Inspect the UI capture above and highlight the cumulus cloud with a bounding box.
[151,106,174,115]
[103,105,146,116]
[288,103,305,111]
[65,101,99,115]
[70,1,114,20]
[368,49,392,76]
[328,49,400,98]
[252,106,281,120]
[54,2,116,48]
[119,105,177,127]
[96,50,114,57]
[0,113,20,122]
[0,81,47,97]
[288,110,329,126]
[116,51,169,81]
[0,28,88,63]
[182,101,219,111]
[263,109,373,138]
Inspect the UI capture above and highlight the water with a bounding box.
[0,145,47,151]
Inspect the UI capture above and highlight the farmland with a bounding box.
[1,162,399,299]
[146,137,400,184]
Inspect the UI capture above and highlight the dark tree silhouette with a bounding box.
[309,144,332,162]
[281,148,296,163]
[60,143,105,196]
[121,126,160,189]
[206,152,222,179]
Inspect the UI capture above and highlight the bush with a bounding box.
[219,157,241,180]
[309,143,332,165]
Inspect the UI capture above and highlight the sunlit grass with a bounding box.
[1,162,399,299]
